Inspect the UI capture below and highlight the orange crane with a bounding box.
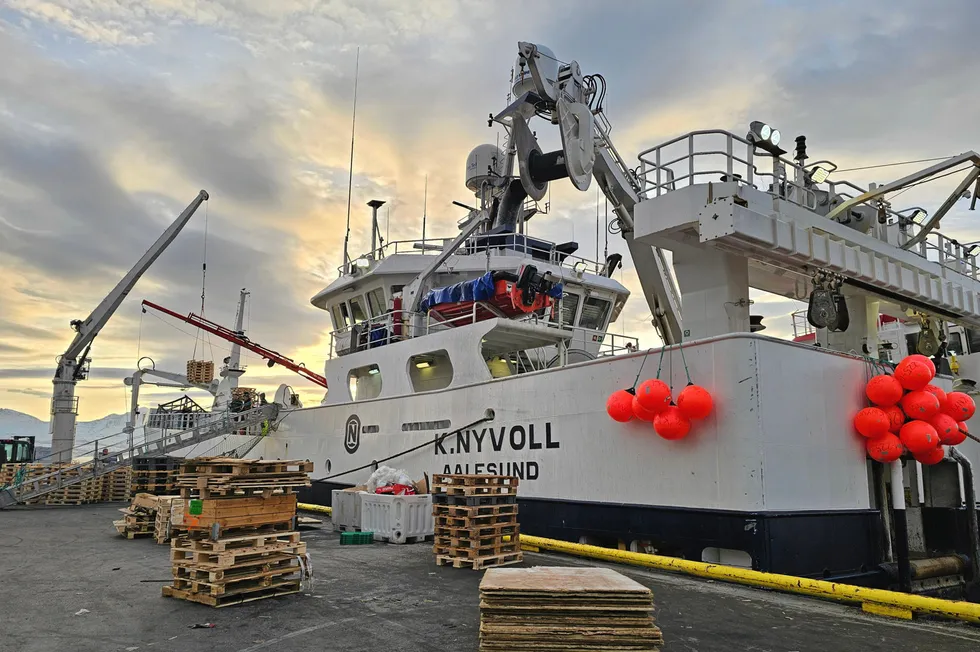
[140,299,328,388]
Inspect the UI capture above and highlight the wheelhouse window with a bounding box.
[331,305,348,331]
[349,296,368,323]
[580,296,611,330]
[367,288,386,318]
[559,291,580,327]
[409,350,454,392]
[348,364,382,401]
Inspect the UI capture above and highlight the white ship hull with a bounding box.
[256,333,969,575]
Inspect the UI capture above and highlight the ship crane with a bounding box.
[49,190,209,463]
[492,43,683,344]
[140,299,329,389]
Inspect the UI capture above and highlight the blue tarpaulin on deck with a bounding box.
[419,272,496,312]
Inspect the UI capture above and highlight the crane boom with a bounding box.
[140,300,329,389]
[500,43,683,343]
[50,190,210,463]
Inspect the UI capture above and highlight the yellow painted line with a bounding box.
[298,502,332,515]
[520,535,980,624]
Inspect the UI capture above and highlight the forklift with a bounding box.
[0,436,36,465]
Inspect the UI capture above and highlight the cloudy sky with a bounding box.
[1,0,978,422]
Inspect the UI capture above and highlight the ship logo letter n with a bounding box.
[344,415,361,454]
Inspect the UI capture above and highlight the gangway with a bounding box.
[0,403,278,509]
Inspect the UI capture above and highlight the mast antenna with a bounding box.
[342,47,360,273]
[422,175,428,244]
[595,187,600,266]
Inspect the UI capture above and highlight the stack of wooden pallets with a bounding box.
[2,463,128,506]
[102,467,132,502]
[162,458,312,607]
[478,567,663,651]
[432,474,522,570]
[131,457,181,496]
[113,493,158,539]
[44,468,104,505]
[152,495,181,544]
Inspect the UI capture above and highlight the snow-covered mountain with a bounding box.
[0,408,130,447]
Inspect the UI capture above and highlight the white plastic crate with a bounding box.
[361,493,433,544]
[331,489,365,531]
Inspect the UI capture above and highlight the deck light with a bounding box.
[808,166,831,185]
[415,360,431,369]
[368,367,379,375]
[747,121,785,156]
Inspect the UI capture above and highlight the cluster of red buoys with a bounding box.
[856,354,974,465]
[606,380,714,440]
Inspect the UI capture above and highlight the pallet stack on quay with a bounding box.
[0,464,47,504]
[478,567,663,652]
[432,474,522,570]
[101,467,132,502]
[130,456,181,496]
[41,467,105,506]
[162,457,313,607]
[114,493,159,539]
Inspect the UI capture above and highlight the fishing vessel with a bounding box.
[160,42,980,591]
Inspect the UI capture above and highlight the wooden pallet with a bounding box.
[435,514,518,529]
[178,458,314,476]
[172,553,300,582]
[434,540,521,559]
[432,474,519,489]
[162,578,300,607]
[432,483,518,497]
[433,503,518,518]
[436,552,523,570]
[432,494,517,507]
[173,528,301,551]
[171,562,300,595]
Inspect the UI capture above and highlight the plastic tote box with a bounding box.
[331,490,365,531]
[361,493,433,544]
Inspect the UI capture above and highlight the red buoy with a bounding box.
[894,354,936,390]
[677,384,713,420]
[899,420,940,453]
[946,422,969,446]
[883,405,906,433]
[944,391,977,421]
[865,374,904,407]
[922,384,948,413]
[900,390,941,420]
[853,407,890,438]
[635,379,672,415]
[632,395,660,422]
[606,389,635,422]
[653,406,691,440]
[866,433,904,463]
[913,445,945,466]
[929,413,959,444]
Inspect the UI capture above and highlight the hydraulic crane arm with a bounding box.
[140,300,328,388]
[503,43,682,344]
[50,189,209,463]
[62,190,210,362]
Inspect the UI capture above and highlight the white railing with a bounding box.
[328,310,416,359]
[636,129,980,281]
[341,234,608,278]
[637,130,816,209]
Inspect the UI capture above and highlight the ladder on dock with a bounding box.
[0,404,279,509]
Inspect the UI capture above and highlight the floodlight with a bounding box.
[808,166,831,184]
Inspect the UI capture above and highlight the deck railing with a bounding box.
[636,129,980,281]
